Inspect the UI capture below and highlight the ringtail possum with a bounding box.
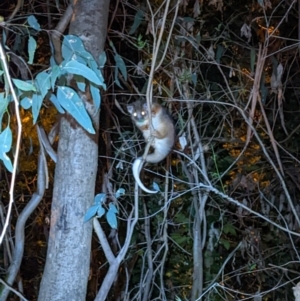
[127,100,175,194]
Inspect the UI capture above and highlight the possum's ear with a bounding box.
[127,104,134,114]
[142,102,149,111]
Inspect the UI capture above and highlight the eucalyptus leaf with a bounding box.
[0,126,13,172]
[94,193,106,205]
[49,94,64,113]
[84,205,100,223]
[28,36,37,64]
[32,94,44,124]
[114,67,122,88]
[98,51,107,68]
[2,153,13,172]
[152,182,160,192]
[90,84,101,111]
[114,54,127,81]
[0,93,9,130]
[88,60,106,89]
[12,79,36,92]
[62,35,86,63]
[35,71,51,98]
[191,73,197,86]
[57,86,95,134]
[115,188,125,199]
[62,35,93,64]
[62,60,102,85]
[97,206,105,218]
[0,126,12,153]
[216,44,225,64]
[51,65,61,90]
[108,203,118,214]
[27,15,41,31]
[106,205,118,229]
[129,10,144,35]
[20,97,33,109]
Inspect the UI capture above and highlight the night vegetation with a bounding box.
[0,0,300,300]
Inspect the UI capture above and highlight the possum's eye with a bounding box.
[133,112,137,117]
[141,110,146,116]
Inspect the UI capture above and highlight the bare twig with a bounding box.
[0,41,22,246]
[0,279,28,301]
[0,145,46,301]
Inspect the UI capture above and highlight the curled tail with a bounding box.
[143,148,170,164]
[132,158,158,194]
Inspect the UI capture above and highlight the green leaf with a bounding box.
[50,64,61,89]
[216,44,225,64]
[32,93,44,124]
[136,34,147,49]
[28,36,37,64]
[12,79,36,92]
[62,35,86,63]
[108,203,118,214]
[152,182,161,192]
[62,35,93,64]
[98,52,107,69]
[49,94,64,113]
[174,212,189,224]
[94,193,106,205]
[83,193,107,223]
[0,126,12,153]
[129,10,144,35]
[106,203,118,229]
[2,153,13,172]
[90,84,101,111]
[220,239,231,250]
[84,205,100,223]
[114,67,122,88]
[115,188,125,199]
[114,54,127,81]
[0,93,9,131]
[0,127,13,172]
[182,17,196,22]
[20,96,33,109]
[35,71,52,98]
[171,233,188,245]
[88,59,106,89]
[57,86,95,134]
[27,15,41,31]
[62,60,102,85]
[248,263,257,271]
[12,34,22,53]
[223,223,237,235]
[191,73,197,86]
[97,206,105,218]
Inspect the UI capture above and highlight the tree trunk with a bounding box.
[38,1,109,300]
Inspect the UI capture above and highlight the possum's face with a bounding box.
[127,101,149,126]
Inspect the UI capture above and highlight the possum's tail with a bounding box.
[132,158,158,194]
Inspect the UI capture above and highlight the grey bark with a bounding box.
[38,1,109,300]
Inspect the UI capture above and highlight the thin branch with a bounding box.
[0,144,46,301]
[0,42,22,245]
[0,279,28,301]
[141,204,153,301]
[94,182,139,301]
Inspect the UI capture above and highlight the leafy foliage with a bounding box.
[1,0,300,300]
